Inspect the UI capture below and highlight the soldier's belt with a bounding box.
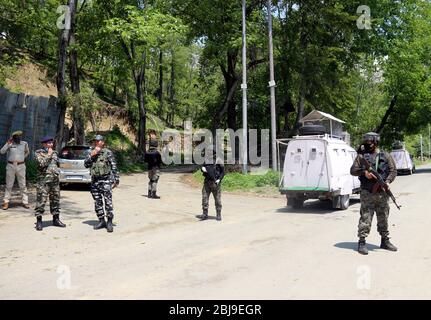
[8,161,25,165]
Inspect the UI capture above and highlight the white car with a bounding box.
[58,145,92,185]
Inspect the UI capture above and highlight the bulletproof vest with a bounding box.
[91,148,111,177]
[359,152,390,191]
[203,164,222,181]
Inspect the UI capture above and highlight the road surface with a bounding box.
[0,165,430,299]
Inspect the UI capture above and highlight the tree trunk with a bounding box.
[376,95,397,133]
[213,50,239,132]
[294,11,308,130]
[55,1,71,150]
[167,50,175,126]
[136,77,146,154]
[68,0,85,145]
[294,81,306,130]
[158,49,164,116]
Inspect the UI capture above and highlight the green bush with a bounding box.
[0,160,39,185]
[193,169,279,191]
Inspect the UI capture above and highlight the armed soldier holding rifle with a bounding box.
[350,132,398,255]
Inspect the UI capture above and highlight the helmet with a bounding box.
[362,132,380,144]
[93,134,105,142]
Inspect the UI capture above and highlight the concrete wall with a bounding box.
[0,87,59,160]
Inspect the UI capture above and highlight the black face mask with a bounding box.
[13,137,21,144]
[363,143,375,153]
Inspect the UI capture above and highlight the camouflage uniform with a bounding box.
[201,160,225,216]
[144,145,162,197]
[84,148,119,219]
[351,150,397,238]
[34,148,61,217]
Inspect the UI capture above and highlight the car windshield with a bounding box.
[59,146,91,160]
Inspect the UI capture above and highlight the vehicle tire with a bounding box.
[289,196,304,209]
[332,194,350,210]
[298,124,326,136]
[339,194,350,210]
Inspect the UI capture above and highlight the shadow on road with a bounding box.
[334,242,380,252]
[411,167,431,174]
[60,183,91,191]
[276,198,361,215]
[82,220,99,227]
[194,214,219,221]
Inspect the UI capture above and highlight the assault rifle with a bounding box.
[358,155,401,210]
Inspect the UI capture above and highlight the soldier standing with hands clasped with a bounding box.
[198,146,225,221]
[84,135,119,233]
[350,132,398,255]
[1,130,30,210]
[34,136,66,231]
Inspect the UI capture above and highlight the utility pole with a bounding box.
[420,134,424,162]
[267,0,277,171]
[241,0,248,174]
[428,124,430,159]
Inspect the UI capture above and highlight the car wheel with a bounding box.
[289,196,304,209]
[333,194,350,210]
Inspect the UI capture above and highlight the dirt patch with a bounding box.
[5,62,57,97]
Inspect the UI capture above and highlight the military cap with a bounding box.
[41,135,54,143]
[12,130,23,137]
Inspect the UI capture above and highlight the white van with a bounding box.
[390,142,415,175]
[277,110,360,210]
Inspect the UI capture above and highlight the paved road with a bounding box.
[0,165,430,299]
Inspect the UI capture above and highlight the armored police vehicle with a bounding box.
[277,110,360,210]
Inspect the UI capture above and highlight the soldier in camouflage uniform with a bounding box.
[84,135,119,233]
[34,136,66,231]
[350,132,397,255]
[198,146,225,221]
[144,139,162,199]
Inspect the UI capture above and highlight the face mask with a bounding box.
[363,143,375,153]
[13,137,21,144]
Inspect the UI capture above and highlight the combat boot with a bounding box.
[106,217,114,233]
[148,190,152,198]
[53,214,66,228]
[2,202,8,210]
[380,237,397,251]
[94,217,107,230]
[198,210,208,220]
[36,216,43,231]
[358,237,368,255]
[151,191,160,199]
[216,210,222,221]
